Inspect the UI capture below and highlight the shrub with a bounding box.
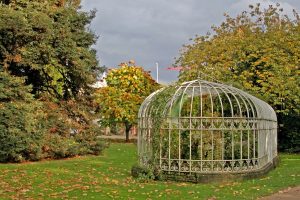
[74,128,108,156]
[40,99,108,159]
[0,71,107,162]
[278,113,300,153]
[131,164,159,182]
[0,72,46,162]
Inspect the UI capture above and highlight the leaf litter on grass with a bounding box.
[0,143,299,199]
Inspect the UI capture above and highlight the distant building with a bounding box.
[90,71,107,88]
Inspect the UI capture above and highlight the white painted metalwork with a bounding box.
[138,79,277,174]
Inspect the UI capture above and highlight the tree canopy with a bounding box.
[94,61,159,141]
[176,3,300,151]
[0,0,106,162]
[0,0,99,99]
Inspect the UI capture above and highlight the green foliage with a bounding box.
[0,71,106,162]
[106,61,158,96]
[39,99,107,159]
[0,0,108,162]
[0,71,45,162]
[0,0,99,99]
[131,164,156,182]
[94,61,159,141]
[42,130,107,159]
[278,114,300,152]
[177,3,300,151]
[146,86,177,164]
[95,86,141,125]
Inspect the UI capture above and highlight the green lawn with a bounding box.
[0,143,299,200]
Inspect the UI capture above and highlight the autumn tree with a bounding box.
[0,0,102,134]
[94,61,159,142]
[177,3,300,152]
[0,0,99,99]
[0,0,107,162]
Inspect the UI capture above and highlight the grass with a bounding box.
[0,143,299,200]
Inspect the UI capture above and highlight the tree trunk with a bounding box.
[111,122,118,134]
[125,122,132,142]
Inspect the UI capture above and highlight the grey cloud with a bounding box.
[230,0,299,16]
[81,0,300,84]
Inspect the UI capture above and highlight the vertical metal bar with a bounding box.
[253,126,256,159]
[232,128,234,161]
[177,82,195,173]
[246,96,262,168]
[160,130,162,169]
[189,87,195,173]
[139,89,164,166]
[248,129,250,160]
[207,85,214,170]
[211,83,234,162]
[226,87,242,164]
[168,123,171,173]
[212,130,214,170]
[176,81,195,172]
[235,88,258,163]
[198,82,203,171]
[219,85,243,167]
[240,130,243,160]
[201,82,214,170]
[178,121,181,173]
[200,81,224,163]
[167,83,188,173]
[222,130,224,161]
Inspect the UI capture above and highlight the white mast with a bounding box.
[156,62,159,83]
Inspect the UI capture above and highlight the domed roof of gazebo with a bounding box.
[139,79,276,122]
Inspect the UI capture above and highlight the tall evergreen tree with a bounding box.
[0,0,106,162]
[0,0,99,99]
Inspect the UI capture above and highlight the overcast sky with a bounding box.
[81,0,300,84]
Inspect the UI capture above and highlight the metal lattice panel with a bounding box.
[138,79,277,174]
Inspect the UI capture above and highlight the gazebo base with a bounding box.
[159,157,279,183]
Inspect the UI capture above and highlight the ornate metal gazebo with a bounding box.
[138,79,278,182]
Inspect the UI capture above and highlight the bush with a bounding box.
[74,128,108,156]
[38,100,108,160]
[0,100,108,162]
[42,134,78,158]
[0,72,46,162]
[131,164,159,182]
[0,71,107,163]
[278,113,300,153]
[40,130,107,160]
